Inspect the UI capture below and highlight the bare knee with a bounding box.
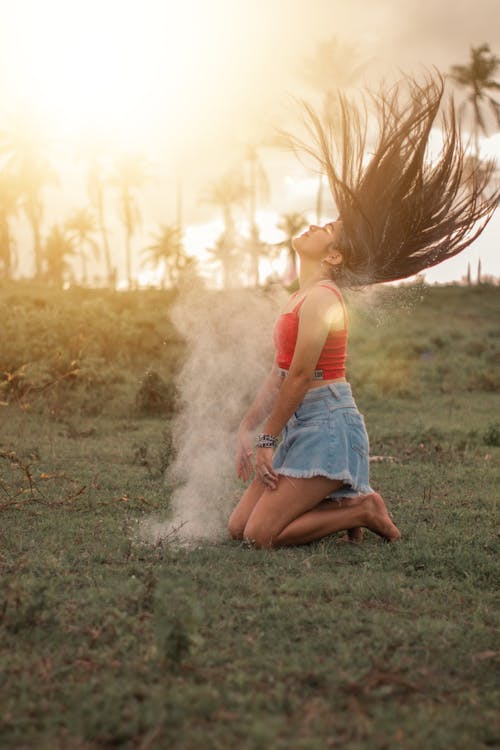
[227,511,245,540]
[243,519,275,549]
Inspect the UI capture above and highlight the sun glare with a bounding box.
[1,2,498,285]
[5,0,218,151]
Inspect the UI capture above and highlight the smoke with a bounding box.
[140,280,285,545]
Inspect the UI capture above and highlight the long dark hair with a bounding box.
[292,73,499,285]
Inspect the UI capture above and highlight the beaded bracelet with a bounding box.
[255,433,278,449]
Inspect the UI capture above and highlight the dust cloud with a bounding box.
[141,281,285,545]
[345,281,427,327]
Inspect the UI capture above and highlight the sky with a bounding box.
[0,0,499,285]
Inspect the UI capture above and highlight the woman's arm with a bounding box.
[255,286,344,488]
[239,361,283,431]
[236,361,282,481]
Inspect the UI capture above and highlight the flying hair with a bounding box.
[289,72,499,286]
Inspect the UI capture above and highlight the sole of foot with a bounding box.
[364,493,401,542]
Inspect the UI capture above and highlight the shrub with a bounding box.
[483,423,500,447]
[467,370,500,393]
[135,370,177,415]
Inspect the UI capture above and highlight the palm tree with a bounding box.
[207,233,239,290]
[300,37,367,222]
[86,152,113,285]
[243,224,269,288]
[302,36,368,115]
[111,153,148,287]
[275,212,309,281]
[0,118,56,278]
[0,170,20,279]
[65,208,99,284]
[142,223,192,287]
[44,224,76,287]
[449,44,500,158]
[203,170,247,289]
[245,144,271,286]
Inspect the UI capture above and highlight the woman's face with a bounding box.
[292,220,343,258]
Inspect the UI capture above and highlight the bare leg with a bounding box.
[272,494,399,547]
[228,478,264,539]
[336,496,367,543]
[313,495,364,543]
[228,472,325,540]
[244,477,400,548]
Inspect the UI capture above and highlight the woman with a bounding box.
[228,74,498,549]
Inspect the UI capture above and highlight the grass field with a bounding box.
[0,282,499,749]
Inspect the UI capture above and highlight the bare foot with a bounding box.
[348,526,364,542]
[334,496,366,543]
[363,493,401,542]
[336,527,364,544]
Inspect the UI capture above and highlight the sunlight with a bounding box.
[184,220,225,257]
[6,0,221,150]
[0,2,498,285]
[480,132,500,160]
[183,211,289,288]
[136,264,167,288]
[284,175,318,199]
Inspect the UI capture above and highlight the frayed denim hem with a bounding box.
[275,468,373,498]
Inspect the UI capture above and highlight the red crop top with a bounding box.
[273,284,347,379]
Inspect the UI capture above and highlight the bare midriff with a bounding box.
[277,370,347,391]
[274,314,348,379]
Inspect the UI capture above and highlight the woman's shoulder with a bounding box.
[306,281,345,306]
[283,282,345,315]
[300,283,347,328]
[315,280,344,296]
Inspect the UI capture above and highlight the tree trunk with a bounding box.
[221,241,230,290]
[252,254,260,287]
[0,216,12,279]
[25,194,43,278]
[126,230,132,288]
[26,212,43,278]
[80,240,88,284]
[122,189,134,288]
[250,224,260,287]
[222,206,236,290]
[95,186,113,284]
[32,220,42,278]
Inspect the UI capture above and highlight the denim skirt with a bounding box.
[272,382,373,498]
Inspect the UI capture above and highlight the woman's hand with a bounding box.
[236,425,255,482]
[255,447,279,491]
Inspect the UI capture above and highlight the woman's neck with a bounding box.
[298,259,330,290]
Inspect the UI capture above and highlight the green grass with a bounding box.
[0,282,499,749]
